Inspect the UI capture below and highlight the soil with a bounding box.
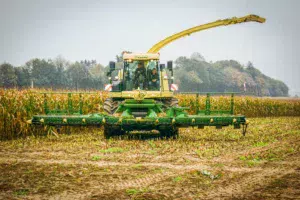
[0,117,299,199]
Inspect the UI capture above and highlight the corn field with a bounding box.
[1,89,300,139]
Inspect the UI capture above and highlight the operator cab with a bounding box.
[123,59,159,91]
[107,53,174,92]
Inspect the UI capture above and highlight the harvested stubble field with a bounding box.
[0,89,300,199]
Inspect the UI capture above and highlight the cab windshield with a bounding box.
[123,60,160,91]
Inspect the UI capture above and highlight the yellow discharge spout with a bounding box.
[147,14,266,53]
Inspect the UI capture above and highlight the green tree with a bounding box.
[67,62,92,90]
[15,66,31,88]
[89,63,107,89]
[0,63,16,88]
[52,55,70,88]
[26,59,58,88]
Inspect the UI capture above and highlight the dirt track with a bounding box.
[0,117,299,199]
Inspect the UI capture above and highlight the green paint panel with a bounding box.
[32,113,246,129]
[31,92,248,135]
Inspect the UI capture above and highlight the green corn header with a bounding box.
[30,91,248,138]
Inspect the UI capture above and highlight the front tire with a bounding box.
[159,127,179,139]
[103,125,125,139]
[103,98,120,115]
[164,97,179,108]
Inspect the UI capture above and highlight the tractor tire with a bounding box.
[103,126,112,139]
[103,98,119,115]
[164,97,179,108]
[103,125,125,139]
[170,97,179,107]
[159,127,179,139]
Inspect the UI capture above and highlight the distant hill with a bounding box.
[174,53,289,96]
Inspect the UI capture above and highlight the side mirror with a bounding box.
[167,61,173,71]
[160,64,165,71]
[109,61,115,71]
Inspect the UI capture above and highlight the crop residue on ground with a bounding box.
[0,117,299,199]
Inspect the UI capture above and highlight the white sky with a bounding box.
[0,0,299,95]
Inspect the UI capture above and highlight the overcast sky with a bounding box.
[0,0,299,95]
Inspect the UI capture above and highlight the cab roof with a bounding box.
[123,53,160,61]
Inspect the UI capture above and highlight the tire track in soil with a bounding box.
[0,157,210,169]
[152,168,297,200]
[0,157,265,199]
[1,146,298,199]
[160,153,300,199]
[0,157,263,173]
[102,171,176,191]
[0,157,208,199]
[185,138,300,164]
[201,169,296,200]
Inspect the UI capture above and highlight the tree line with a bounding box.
[174,53,289,96]
[0,53,289,96]
[0,56,107,90]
